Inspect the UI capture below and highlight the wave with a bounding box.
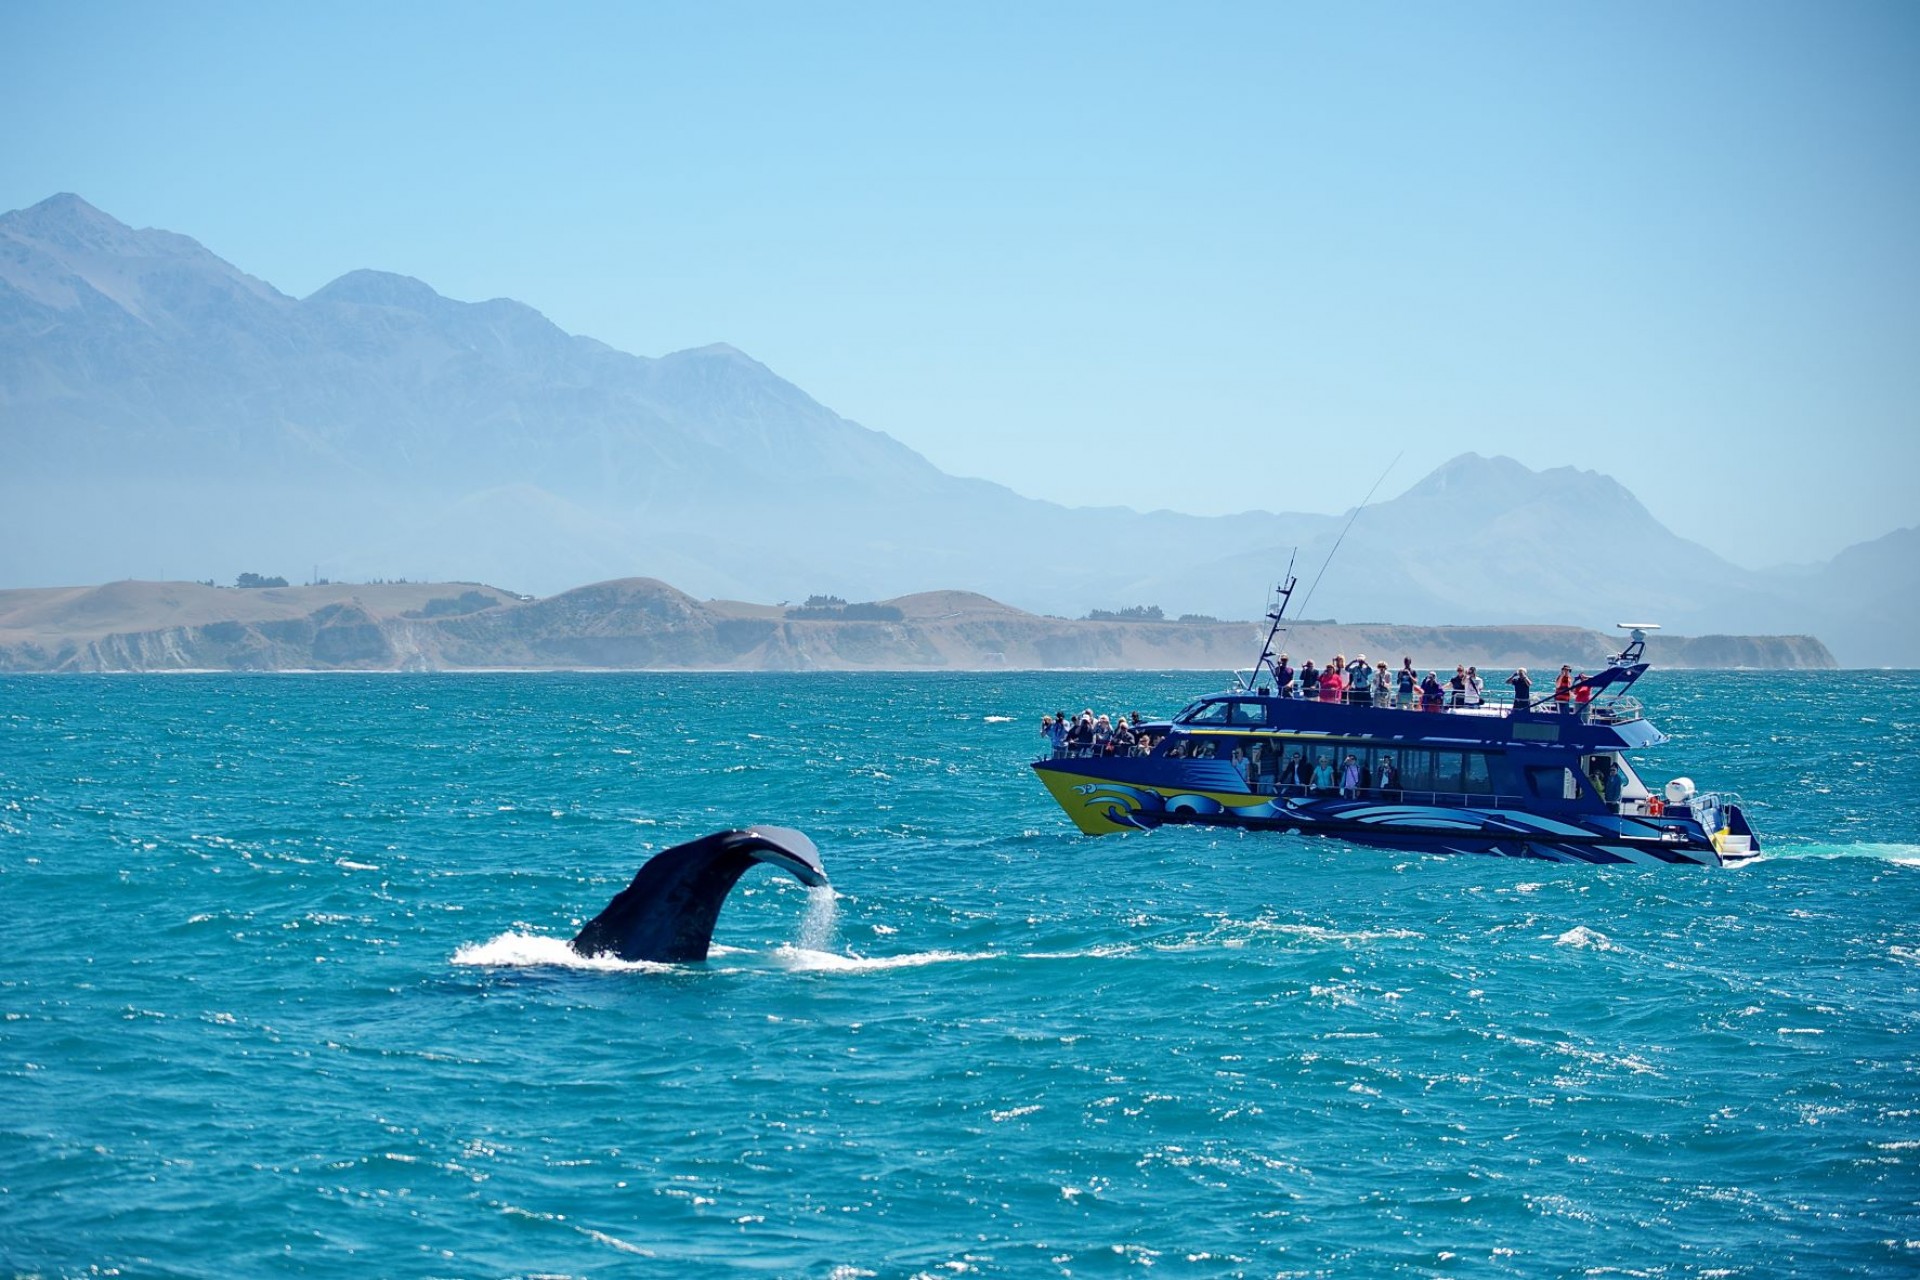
[772,945,998,973]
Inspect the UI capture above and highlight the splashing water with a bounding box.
[796,883,840,952]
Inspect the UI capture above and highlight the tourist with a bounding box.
[1346,654,1373,706]
[1300,659,1320,699]
[1573,675,1593,721]
[1397,658,1417,709]
[1554,665,1573,713]
[1341,753,1362,798]
[1277,750,1302,793]
[1448,664,1467,708]
[1377,754,1401,801]
[1318,662,1344,703]
[1373,661,1392,707]
[1466,666,1484,707]
[1273,653,1295,697]
[1506,668,1531,713]
[1420,671,1445,712]
[1311,755,1336,795]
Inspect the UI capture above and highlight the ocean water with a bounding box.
[2,670,1917,1279]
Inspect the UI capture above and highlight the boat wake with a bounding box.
[1749,842,1920,866]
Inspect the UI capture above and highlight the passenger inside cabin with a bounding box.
[1311,755,1336,794]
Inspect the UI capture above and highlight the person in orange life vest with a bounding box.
[1553,665,1573,712]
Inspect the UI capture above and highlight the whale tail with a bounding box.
[569,826,827,963]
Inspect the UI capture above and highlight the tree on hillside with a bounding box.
[235,573,289,589]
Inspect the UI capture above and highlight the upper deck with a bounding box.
[1167,682,1667,753]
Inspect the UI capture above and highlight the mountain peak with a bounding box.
[1403,453,1533,497]
[2,192,151,256]
[307,269,445,311]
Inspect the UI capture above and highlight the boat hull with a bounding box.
[1033,763,1730,867]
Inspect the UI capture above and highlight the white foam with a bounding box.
[451,932,675,972]
[773,946,996,973]
[1554,925,1617,951]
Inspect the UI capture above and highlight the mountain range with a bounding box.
[2,193,1911,665]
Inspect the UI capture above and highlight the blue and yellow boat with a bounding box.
[1033,581,1759,867]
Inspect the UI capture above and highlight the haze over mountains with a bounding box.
[2,194,1911,665]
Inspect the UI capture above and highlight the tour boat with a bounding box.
[1032,579,1759,867]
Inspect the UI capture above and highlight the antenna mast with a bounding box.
[1249,549,1299,688]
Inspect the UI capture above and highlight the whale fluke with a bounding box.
[569,826,828,963]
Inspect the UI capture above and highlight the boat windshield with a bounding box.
[1174,698,1270,726]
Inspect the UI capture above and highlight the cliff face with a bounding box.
[0,579,1840,673]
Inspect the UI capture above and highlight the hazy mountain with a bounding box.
[0,194,1905,662]
[0,577,1835,674]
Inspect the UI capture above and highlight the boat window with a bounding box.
[1432,751,1464,793]
[1178,700,1232,725]
[1526,766,1581,800]
[1462,752,1493,795]
[1398,749,1433,792]
[1228,700,1270,726]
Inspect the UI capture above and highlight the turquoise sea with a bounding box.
[2,670,1917,1278]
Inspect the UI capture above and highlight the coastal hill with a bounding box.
[0,578,1836,674]
[2,194,1911,665]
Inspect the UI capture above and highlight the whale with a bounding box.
[569,826,828,963]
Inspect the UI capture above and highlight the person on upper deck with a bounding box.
[1554,666,1574,713]
[1506,668,1531,712]
[1373,661,1392,706]
[1448,665,1467,708]
[1466,666,1484,707]
[1318,662,1344,703]
[1397,658,1417,709]
[1299,659,1320,699]
[1273,653,1294,697]
[1573,675,1593,721]
[1420,671,1445,712]
[1346,654,1373,706]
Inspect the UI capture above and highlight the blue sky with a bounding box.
[4,1,1916,567]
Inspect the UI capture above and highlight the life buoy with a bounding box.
[1647,797,1665,817]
